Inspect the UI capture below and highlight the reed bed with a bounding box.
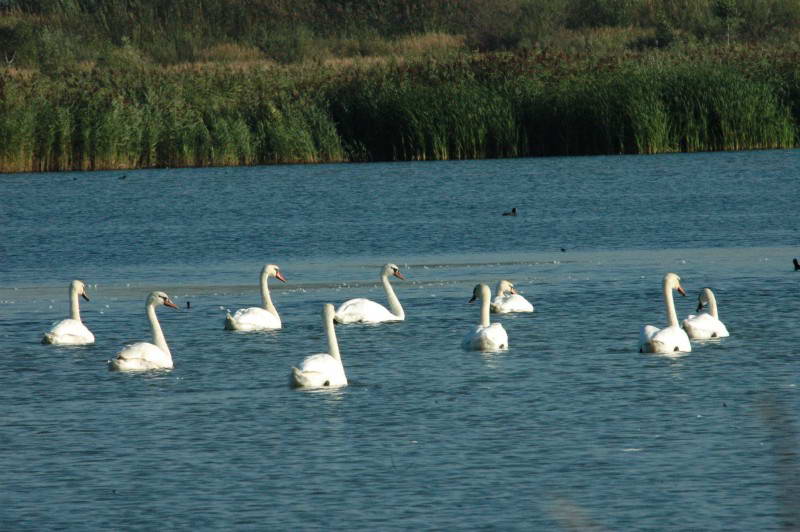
[1,49,799,172]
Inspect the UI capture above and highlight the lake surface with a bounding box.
[2,150,800,530]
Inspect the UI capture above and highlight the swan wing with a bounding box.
[491,294,534,313]
[225,307,281,331]
[109,342,172,371]
[291,353,347,387]
[682,313,729,340]
[334,298,399,324]
[42,319,95,345]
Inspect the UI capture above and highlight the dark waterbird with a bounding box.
[502,207,517,216]
[794,258,800,271]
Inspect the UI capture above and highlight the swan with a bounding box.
[490,280,534,313]
[108,291,178,371]
[639,273,691,354]
[682,287,730,340]
[225,264,286,331]
[42,280,95,345]
[290,304,347,388]
[462,283,509,351]
[334,263,405,324]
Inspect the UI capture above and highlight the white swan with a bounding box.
[225,264,286,331]
[109,291,178,371]
[334,263,405,324]
[42,280,95,345]
[490,280,534,313]
[462,283,509,351]
[682,287,730,340]
[290,304,347,388]
[639,273,691,354]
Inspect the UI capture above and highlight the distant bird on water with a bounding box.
[794,258,800,271]
[502,207,517,216]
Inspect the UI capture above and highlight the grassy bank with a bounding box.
[1,44,799,172]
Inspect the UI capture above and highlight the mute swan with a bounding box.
[225,264,286,331]
[334,263,405,324]
[462,284,509,351]
[42,280,95,345]
[290,304,347,388]
[682,287,729,340]
[491,280,534,313]
[108,291,178,371]
[639,273,691,354]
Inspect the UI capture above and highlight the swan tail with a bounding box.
[41,333,54,344]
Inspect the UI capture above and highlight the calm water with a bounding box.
[2,151,800,530]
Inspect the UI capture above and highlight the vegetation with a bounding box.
[2,0,800,172]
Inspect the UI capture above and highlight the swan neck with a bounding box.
[325,313,341,362]
[481,286,491,327]
[69,285,81,322]
[382,274,404,319]
[260,270,277,315]
[664,283,679,328]
[147,302,171,358]
[707,291,719,319]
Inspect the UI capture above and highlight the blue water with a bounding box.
[2,150,800,530]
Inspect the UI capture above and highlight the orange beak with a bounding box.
[164,299,179,309]
[275,271,287,283]
[677,286,687,297]
[394,271,405,280]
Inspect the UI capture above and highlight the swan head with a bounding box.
[71,279,90,301]
[263,264,287,283]
[664,272,686,297]
[383,263,404,280]
[496,280,516,295]
[322,303,335,322]
[147,291,179,310]
[697,287,713,311]
[469,283,490,303]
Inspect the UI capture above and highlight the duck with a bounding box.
[502,207,518,216]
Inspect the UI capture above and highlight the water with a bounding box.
[2,150,799,530]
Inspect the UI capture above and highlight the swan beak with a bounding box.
[275,271,287,283]
[393,271,405,280]
[81,293,90,302]
[164,299,179,310]
[677,286,687,297]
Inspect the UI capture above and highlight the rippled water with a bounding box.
[2,151,800,530]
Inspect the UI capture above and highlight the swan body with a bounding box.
[462,283,509,351]
[225,264,286,331]
[334,263,405,324]
[42,280,95,345]
[109,291,178,371]
[490,280,534,313]
[682,287,729,340]
[291,304,347,388]
[639,273,691,354]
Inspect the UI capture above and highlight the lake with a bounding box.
[2,150,799,530]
